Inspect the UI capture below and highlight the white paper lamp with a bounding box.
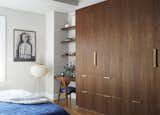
[31,64,48,78]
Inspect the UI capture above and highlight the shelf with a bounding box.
[61,38,75,44]
[61,26,75,31]
[61,53,76,57]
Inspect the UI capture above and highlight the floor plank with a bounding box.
[54,99,103,115]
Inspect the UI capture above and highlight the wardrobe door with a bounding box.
[91,1,110,75]
[76,2,105,110]
[153,0,160,114]
[154,26,160,115]
[76,5,96,110]
[121,0,154,115]
[95,1,123,114]
[76,7,95,75]
[103,0,123,98]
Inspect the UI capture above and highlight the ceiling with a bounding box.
[53,0,80,6]
[0,0,76,14]
[0,0,105,14]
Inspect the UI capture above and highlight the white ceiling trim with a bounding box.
[0,0,76,14]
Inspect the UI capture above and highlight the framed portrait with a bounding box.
[13,29,36,62]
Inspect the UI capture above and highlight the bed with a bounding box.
[0,90,69,115]
[0,102,69,115]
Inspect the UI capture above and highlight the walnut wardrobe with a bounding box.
[76,0,160,115]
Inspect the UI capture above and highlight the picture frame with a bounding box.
[13,29,36,62]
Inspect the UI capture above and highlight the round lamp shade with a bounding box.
[30,64,48,78]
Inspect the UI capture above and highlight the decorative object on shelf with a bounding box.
[72,72,76,78]
[61,38,75,44]
[61,52,76,57]
[64,24,69,28]
[60,72,64,76]
[64,64,75,77]
[14,29,36,62]
[61,25,75,31]
[30,64,48,78]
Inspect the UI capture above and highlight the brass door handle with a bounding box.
[103,95,112,98]
[153,49,158,68]
[131,100,142,104]
[81,91,88,94]
[81,75,87,78]
[96,93,112,98]
[104,76,112,80]
[93,51,97,66]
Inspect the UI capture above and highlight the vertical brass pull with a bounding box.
[153,49,158,68]
[93,51,97,66]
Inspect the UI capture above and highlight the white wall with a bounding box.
[0,7,46,93]
[45,10,54,99]
[0,16,6,82]
[68,12,76,66]
[54,12,68,76]
[54,12,68,99]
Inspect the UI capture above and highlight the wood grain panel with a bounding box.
[122,99,148,115]
[76,7,95,75]
[95,94,122,115]
[77,93,95,110]
[96,76,121,97]
[76,1,108,112]
[120,0,154,115]
[76,75,96,95]
[155,0,160,25]
[76,0,157,114]
[103,0,123,100]
[154,0,160,112]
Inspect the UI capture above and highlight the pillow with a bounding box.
[10,97,49,104]
[0,89,49,104]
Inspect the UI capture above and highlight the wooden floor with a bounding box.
[54,99,103,115]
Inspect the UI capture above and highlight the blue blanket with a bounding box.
[0,102,69,115]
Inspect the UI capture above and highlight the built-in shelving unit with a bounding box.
[54,12,76,100]
[61,25,76,58]
[61,26,75,31]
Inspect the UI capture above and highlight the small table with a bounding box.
[54,75,76,81]
[54,75,76,86]
[54,75,76,103]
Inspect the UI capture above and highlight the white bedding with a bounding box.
[0,89,49,104]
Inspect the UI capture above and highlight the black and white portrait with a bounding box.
[14,29,36,62]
